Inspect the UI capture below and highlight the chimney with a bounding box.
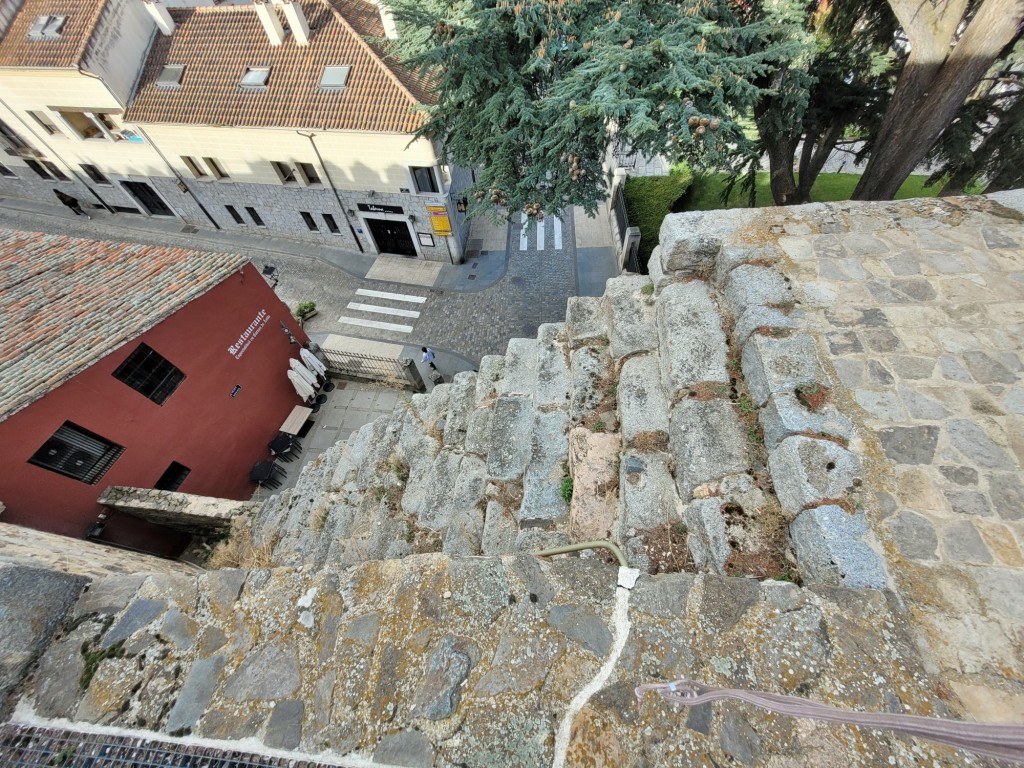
[253,0,286,46]
[143,0,175,36]
[373,0,398,39]
[277,0,309,46]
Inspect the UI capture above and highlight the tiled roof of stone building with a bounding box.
[0,0,107,68]
[0,229,246,422]
[126,1,431,133]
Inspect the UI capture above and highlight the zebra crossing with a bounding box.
[517,212,564,252]
[338,288,426,334]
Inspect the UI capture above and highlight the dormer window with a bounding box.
[240,66,270,91]
[28,15,66,40]
[156,65,184,90]
[319,65,351,90]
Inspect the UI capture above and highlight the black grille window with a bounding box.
[155,461,191,491]
[29,422,123,484]
[112,343,185,404]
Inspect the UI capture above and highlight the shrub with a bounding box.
[622,165,693,274]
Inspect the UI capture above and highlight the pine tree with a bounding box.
[386,0,806,219]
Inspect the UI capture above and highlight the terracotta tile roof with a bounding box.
[0,229,247,422]
[0,0,106,68]
[126,1,431,133]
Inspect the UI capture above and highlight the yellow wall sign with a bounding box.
[426,205,452,236]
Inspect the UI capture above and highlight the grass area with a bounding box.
[684,171,940,211]
[622,164,693,271]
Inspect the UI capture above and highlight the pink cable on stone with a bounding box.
[635,679,1024,763]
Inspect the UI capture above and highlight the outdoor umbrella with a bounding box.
[287,369,316,401]
[300,347,328,378]
[290,358,319,388]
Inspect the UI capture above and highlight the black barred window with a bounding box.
[29,422,123,484]
[112,343,185,404]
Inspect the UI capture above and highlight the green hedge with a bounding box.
[622,166,693,273]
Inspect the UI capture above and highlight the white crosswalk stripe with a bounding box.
[553,216,562,250]
[340,287,426,335]
[536,218,545,250]
[520,212,528,251]
[515,212,565,252]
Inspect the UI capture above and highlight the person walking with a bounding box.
[421,346,437,370]
[53,189,91,219]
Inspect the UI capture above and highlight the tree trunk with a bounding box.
[763,133,801,205]
[796,121,847,201]
[853,0,1022,200]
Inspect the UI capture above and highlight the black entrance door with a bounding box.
[122,181,173,216]
[366,217,416,257]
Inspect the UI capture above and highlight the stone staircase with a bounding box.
[244,222,885,591]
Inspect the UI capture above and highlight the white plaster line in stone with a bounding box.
[355,288,426,304]
[520,212,528,251]
[551,567,639,768]
[346,302,420,318]
[553,215,562,250]
[337,317,414,333]
[11,703,404,768]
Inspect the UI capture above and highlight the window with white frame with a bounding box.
[410,166,439,193]
[57,110,119,141]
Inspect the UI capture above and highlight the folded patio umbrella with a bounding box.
[287,369,316,401]
[300,347,328,377]
[290,358,319,387]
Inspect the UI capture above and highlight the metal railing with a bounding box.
[612,182,629,246]
[321,347,424,391]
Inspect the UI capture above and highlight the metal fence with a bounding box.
[612,183,629,247]
[320,346,422,391]
[0,724,340,768]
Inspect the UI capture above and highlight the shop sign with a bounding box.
[228,308,270,360]
[358,202,404,215]
[427,205,452,236]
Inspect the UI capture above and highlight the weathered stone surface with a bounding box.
[714,242,782,286]
[742,334,826,407]
[264,700,304,750]
[486,397,533,480]
[618,354,670,442]
[97,486,253,532]
[474,355,504,405]
[720,710,762,767]
[443,371,477,446]
[605,275,657,359]
[547,604,612,656]
[876,425,940,465]
[947,419,1016,469]
[566,296,608,348]
[569,345,610,426]
[791,506,887,588]
[373,731,435,767]
[412,635,475,720]
[535,323,570,408]
[962,351,1016,384]
[101,598,167,650]
[520,410,570,525]
[685,498,730,574]
[942,521,993,564]
[165,654,227,735]
[885,511,938,560]
[988,472,1024,520]
[568,428,620,541]
[944,490,992,517]
[759,392,855,450]
[463,407,493,458]
[769,436,863,515]
[724,264,793,313]
[223,644,299,701]
[620,452,681,532]
[669,400,748,500]
[497,338,540,397]
[481,501,517,555]
[733,305,801,345]
[657,281,729,397]
[659,208,754,275]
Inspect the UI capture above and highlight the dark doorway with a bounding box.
[366,217,416,257]
[122,181,173,216]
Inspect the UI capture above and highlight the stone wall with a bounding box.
[97,487,258,533]
[0,522,195,579]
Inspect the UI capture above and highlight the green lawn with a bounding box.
[684,171,940,211]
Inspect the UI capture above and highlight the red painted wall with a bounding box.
[0,263,309,556]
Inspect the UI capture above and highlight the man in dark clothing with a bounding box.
[53,189,91,219]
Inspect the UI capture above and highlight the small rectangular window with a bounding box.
[29,422,124,485]
[271,161,296,184]
[297,161,321,185]
[42,161,69,181]
[24,159,50,179]
[112,343,185,405]
[225,204,244,224]
[246,206,265,226]
[81,163,110,184]
[411,166,439,193]
[156,64,184,89]
[240,66,270,90]
[319,65,351,90]
[154,461,191,492]
[204,157,228,179]
[182,156,207,178]
[28,110,59,135]
[322,213,340,233]
[0,163,16,178]
[300,211,318,231]
[0,120,25,146]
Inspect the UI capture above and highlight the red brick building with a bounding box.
[0,228,308,557]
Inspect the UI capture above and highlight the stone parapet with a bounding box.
[97,487,257,532]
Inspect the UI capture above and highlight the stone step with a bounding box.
[497,338,540,398]
[565,295,609,349]
[485,396,534,481]
[519,409,570,526]
[474,355,504,406]
[617,354,670,444]
[443,371,478,447]
[569,346,612,427]
[535,323,570,409]
[604,275,657,359]
[656,281,729,400]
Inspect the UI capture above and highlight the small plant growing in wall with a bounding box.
[560,475,574,504]
[796,383,830,411]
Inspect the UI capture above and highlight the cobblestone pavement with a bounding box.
[0,197,616,365]
[778,194,1024,721]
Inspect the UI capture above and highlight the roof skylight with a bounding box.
[319,65,351,90]
[239,66,271,90]
[27,15,66,40]
[156,65,184,89]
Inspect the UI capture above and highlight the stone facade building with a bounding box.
[0,0,470,263]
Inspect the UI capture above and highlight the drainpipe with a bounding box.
[297,130,363,252]
[132,125,221,230]
[0,92,114,212]
[533,540,628,567]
